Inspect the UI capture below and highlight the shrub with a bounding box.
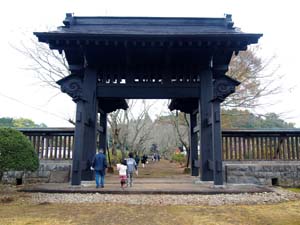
[171,153,186,164]
[0,128,39,180]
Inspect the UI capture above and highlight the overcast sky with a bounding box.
[0,0,300,127]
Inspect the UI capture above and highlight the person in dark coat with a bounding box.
[141,154,148,168]
[92,148,107,188]
[134,154,140,166]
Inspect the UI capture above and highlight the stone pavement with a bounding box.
[21,174,272,194]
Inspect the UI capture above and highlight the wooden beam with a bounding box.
[97,85,200,99]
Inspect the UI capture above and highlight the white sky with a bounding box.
[0,0,300,127]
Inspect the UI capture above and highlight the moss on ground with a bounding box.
[287,188,300,193]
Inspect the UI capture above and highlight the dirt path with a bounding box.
[104,159,188,180]
[134,159,188,178]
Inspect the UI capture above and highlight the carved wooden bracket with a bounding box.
[56,74,85,102]
[213,75,240,102]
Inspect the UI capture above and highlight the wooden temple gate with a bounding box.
[35,14,261,185]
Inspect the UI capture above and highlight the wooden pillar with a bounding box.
[99,111,107,153]
[71,100,85,185]
[212,101,223,185]
[189,112,199,176]
[210,70,240,185]
[199,69,214,181]
[81,68,98,181]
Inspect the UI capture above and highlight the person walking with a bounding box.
[116,159,127,190]
[126,152,137,187]
[91,148,107,188]
[134,154,140,167]
[141,154,148,168]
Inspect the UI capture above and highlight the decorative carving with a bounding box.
[213,75,240,102]
[57,75,84,102]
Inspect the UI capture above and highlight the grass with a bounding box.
[1,161,300,225]
[1,191,300,225]
[287,188,300,193]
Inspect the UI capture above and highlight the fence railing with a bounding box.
[19,128,300,161]
[222,130,300,161]
[19,128,74,160]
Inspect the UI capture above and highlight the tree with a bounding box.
[108,100,157,159]
[0,117,47,128]
[0,128,39,181]
[0,117,14,127]
[225,45,282,108]
[14,37,69,89]
[155,112,190,165]
[221,109,295,129]
[151,117,178,159]
[170,112,190,167]
[260,113,295,128]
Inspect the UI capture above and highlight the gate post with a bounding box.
[212,72,240,185]
[81,68,98,181]
[71,99,85,185]
[190,112,199,176]
[211,100,223,185]
[99,111,107,153]
[199,69,214,181]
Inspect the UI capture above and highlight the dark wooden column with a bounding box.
[211,100,223,185]
[212,71,241,185]
[99,111,107,153]
[71,99,85,185]
[189,112,199,176]
[56,74,90,185]
[81,68,98,181]
[199,69,214,181]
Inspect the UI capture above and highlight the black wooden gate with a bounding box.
[35,14,261,185]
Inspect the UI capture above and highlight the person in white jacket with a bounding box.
[116,160,127,189]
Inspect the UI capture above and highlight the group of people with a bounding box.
[134,154,148,168]
[116,152,138,189]
[91,149,140,189]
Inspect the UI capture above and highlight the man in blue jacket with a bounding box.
[92,149,107,188]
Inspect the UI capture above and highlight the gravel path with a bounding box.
[32,188,300,206]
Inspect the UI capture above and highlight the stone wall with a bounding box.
[2,160,300,187]
[224,161,300,187]
[1,160,72,185]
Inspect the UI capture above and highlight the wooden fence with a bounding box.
[19,128,74,160]
[222,130,300,161]
[19,128,300,161]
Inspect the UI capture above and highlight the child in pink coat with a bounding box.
[116,160,127,189]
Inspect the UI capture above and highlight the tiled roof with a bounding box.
[54,13,238,36]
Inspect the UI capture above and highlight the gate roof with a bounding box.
[34,14,262,101]
[35,13,261,51]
